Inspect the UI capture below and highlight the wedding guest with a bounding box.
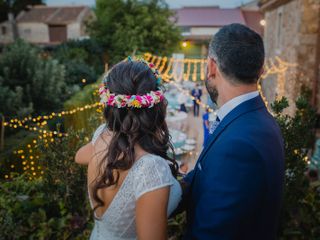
[202,108,210,146]
[191,83,202,117]
[178,92,188,113]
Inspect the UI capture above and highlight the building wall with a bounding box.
[190,27,219,36]
[261,0,301,114]
[67,22,81,39]
[18,22,49,43]
[299,0,320,113]
[261,0,320,114]
[0,22,14,44]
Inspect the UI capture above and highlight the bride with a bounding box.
[75,57,182,240]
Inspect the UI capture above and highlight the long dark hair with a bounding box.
[92,60,178,214]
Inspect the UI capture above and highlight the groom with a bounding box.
[181,24,285,240]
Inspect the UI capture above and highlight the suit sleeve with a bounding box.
[192,138,266,239]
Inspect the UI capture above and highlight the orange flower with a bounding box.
[131,99,141,108]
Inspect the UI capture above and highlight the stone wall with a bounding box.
[67,23,81,40]
[17,23,49,43]
[0,22,14,44]
[261,0,320,114]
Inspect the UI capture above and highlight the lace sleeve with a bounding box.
[91,123,107,145]
[134,155,173,200]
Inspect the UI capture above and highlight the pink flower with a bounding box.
[121,101,126,107]
[145,95,153,104]
[136,95,142,102]
[99,88,106,95]
[107,95,115,105]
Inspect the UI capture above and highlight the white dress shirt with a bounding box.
[216,91,260,122]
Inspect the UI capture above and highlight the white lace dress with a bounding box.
[89,124,182,240]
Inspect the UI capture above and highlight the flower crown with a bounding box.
[99,56,164,108]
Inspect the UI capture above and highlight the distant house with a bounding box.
[0,5,95,46]
[173,4,263,57]
[259,0,320,114]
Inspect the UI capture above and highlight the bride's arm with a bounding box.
[75,143,94,165]
[136,187,170,240]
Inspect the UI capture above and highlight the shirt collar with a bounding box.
[217,91,259,121]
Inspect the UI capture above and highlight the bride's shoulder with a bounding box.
[133,154,173,181]
[135,153,170,169]
[132,154,174,199]
[92,123,111,145]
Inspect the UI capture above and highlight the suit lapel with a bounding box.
[191,95,266,179]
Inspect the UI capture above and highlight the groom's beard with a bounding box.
[205,78,219,104]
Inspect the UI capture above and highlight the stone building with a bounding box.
[0,5,95,46]
[259,0,320,114]
[174,4,263,58]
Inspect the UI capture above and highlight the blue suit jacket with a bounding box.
[183,95,285,240]
[191,89,202,100]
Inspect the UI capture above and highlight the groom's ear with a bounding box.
[207,57,217,79]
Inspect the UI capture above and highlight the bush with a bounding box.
[0,124,100,239]
[62,61,98,96]
[0,39,67,117]
[271,88,320,239]
[53,39,104,75]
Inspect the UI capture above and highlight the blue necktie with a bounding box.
[209,116,220,134]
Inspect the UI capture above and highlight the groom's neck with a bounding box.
[217,82,258,107]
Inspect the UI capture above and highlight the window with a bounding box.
[180,26,191,36]
[24,29,31,35]
[1,26,6,35]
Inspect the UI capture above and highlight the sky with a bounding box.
[45,0,253,8]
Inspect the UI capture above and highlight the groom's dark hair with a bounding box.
[209,23,265,84]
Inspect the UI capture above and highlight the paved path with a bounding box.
[169,86,210,172]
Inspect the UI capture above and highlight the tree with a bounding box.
[88,0,181,64]
[0,0,44,23]
[0,40,67,117]
[52,39,104,89]
[53,39,104,75]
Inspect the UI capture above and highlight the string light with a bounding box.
[192,60,198,82]
[200,59,206,81]
[4,102,102,128]
[155,56,162,68]
[2,102,102,179]
[159,56,167,73]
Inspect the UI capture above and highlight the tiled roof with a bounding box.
[174,7,246,27]
[174,7,263,35]
[16,5,89,24]
[258,0,294,11]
